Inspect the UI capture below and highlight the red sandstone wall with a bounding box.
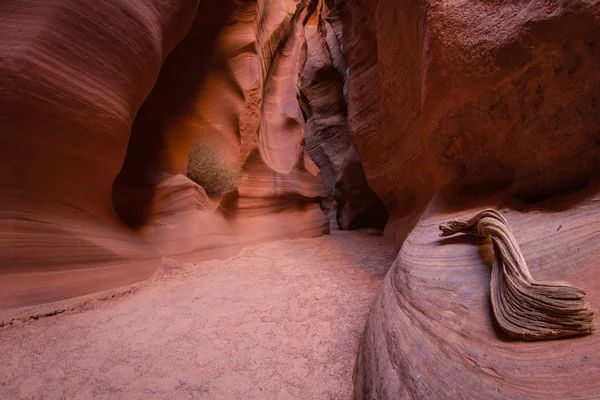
[0,0,337,308]
[339,0,600,243]
[1,0,204,307]
[301,1,387,229]
[337,1,600,397]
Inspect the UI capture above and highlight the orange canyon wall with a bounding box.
[337,0,600,397]
[2,0,377,308]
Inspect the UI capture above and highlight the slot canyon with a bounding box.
[1,0,600,398]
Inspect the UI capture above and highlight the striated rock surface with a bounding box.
[114,0,330,262]
[354,193,600,399]
[4,0,600,397]
[1,0,203,308]
[301,1,387,229]
[1,0,335,308]
[337,0,600,398]
[339,0,600,242]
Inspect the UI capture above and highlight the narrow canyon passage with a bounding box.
[3,0,600,397]
[0,231,398,399]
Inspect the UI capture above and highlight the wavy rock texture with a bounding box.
[337,0,600,398]
[355,194,600,399]
[1,0,341,308]
[339,0,600,243]
[114,0,330,261]
[0,0,202,308]
[301,1,387,229]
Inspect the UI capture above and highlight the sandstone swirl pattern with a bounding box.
[1,0,377,308]
[337,0,600,398]
[3,0,600,398]
[354,196,600,399]
[339,0,600,242]
[1,0,203,308]
[301,2,387,230]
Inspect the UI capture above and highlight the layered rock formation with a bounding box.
[301,1,387,229]
[5,0,600,396]
[355,193,600,399]
[2,0,362,308]
[337,0,600,398]
[1,0,204,308]
[339,0,600,243]
[114,0,330,260]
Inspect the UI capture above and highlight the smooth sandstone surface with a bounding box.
[301,2,387,230]
[336,0,600,398]
[127,0,331,261]
[3,0,600,398]
[2,0,373,308]
[354,191,600,399]
[1,0,203,308]
[339,0,600,242]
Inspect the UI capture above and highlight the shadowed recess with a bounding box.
[112,1,237,229]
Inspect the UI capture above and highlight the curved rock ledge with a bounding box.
[354,192,600,399]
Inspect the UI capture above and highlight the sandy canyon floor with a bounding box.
[0,230,398,399]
